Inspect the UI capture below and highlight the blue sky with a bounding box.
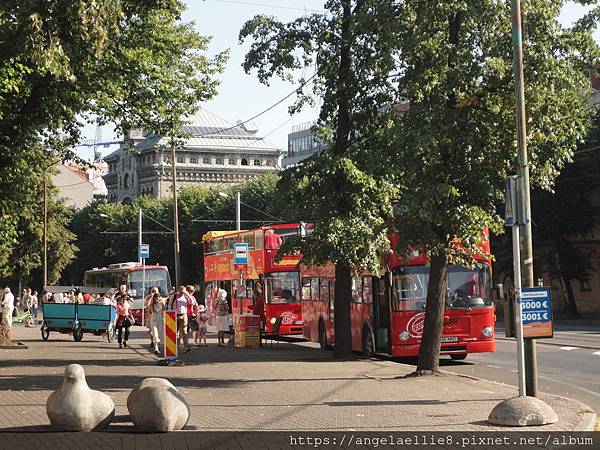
[82,1,598,161]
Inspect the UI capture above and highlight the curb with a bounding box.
[441,369,598,431]
[495,336,600,351]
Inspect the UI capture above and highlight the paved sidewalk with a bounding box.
[0,324,594,435]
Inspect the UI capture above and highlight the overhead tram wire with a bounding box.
[207,0,321,13]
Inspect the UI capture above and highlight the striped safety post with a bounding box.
[164,310,177,361]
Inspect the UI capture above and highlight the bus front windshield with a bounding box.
[391,265,491,311]
[266,272,300,304]
[127,268,171,299]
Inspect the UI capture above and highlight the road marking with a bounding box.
[559,346,576,350]
[593,351,600,356]
[486,365,502,369]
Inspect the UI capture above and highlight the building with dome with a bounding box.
[103,109,284,204]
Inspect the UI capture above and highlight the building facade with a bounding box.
[103,110,284,203]
[52,164,94,209]
[282,122,328,168]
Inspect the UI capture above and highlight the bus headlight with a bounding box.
[482,327,493,338]
[270,317,277,325]
[400,331,410,341]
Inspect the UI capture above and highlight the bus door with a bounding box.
[372,275,391,352]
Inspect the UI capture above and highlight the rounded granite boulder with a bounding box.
[46,364,115,431]
[127,378,190,432]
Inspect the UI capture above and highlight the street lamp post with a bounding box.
[43,175,47,289]
[170,139,181,287]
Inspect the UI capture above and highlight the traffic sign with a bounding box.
[234,243,248,265]
[139,243,150,259]
[520,287,553,339]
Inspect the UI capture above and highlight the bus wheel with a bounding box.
[450,354,467,361]
[318,320,329,350]
[362,327,374,356]
[73,328,84,342]
[41,323,50,341]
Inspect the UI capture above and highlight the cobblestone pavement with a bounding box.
[0,323,594,447]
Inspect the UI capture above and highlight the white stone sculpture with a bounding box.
[46,364,115,431]
[127,378,190,432]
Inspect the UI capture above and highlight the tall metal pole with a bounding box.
[138,208,143,265]
[236,192,241,231]
[512,224,526,396]
[43,176,48,289]
[511,0,537,396]
[170,140,181,287]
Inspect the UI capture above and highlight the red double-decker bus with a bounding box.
[302,234,496,359]
[202,224,303,335]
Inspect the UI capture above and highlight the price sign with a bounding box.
[520,287,553,339]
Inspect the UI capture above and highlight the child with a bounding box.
[197,304,208,347]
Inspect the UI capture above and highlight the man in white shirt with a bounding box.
[1,287,15,326]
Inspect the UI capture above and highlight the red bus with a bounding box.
[302,235,496,359]
[83,262,172,323]
[202,224,303,335]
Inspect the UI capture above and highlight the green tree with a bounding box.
[0,0,225,281]
[382,0,600,373]
[240,0,402,357]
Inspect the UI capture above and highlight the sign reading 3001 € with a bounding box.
[520,287,553,339]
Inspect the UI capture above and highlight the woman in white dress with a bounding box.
[214,289,229,346]
[148,291,165,355]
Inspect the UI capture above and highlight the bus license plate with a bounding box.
[441,337,458,343]
[295,320,302,325]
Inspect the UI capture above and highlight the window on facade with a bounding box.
[253,159,261,166]
[203,157,210,164]
[266,160,272,166]
[177,156,184,163]
[580,280,592,291]
[241,158,248,166]
[123,173,130,189]
[216,158,224,165]
[190,157,197,164]
[228,158,236,165]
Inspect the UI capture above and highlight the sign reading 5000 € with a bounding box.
[520,287,553,339]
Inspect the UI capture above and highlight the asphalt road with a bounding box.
[436,325,600,414]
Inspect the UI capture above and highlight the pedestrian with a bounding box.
[215,289,229,346]
[264,229,282,250]
[168,286,194,352]
[22,288,32,313]
[115,296,134,349]
[252,282,266,347]
[148,291,165,355]
[1,287,14,327]
[31,291,39,321]
[186,285,199,347]
[144,287,159,347]
[113,285,131,305]
[82,291,92,303]
[197,304,208,347]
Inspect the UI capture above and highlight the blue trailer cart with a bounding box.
[41,286,116,342]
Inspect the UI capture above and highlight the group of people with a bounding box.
[1,287,39,326]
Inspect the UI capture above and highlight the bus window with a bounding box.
[329,280,335,320]
[242,232,255,249]
[311,278,320,302]
[266,272,300,304]
[302,277,311,301]
[351,276,363,303]
[127,268,171,298]
[362,276,372,304]
[255,231,263,250]
[319,278,329,301]
[391,266,429,311]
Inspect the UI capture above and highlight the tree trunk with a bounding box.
[563,277,579,317]
[332,0,352,157]
[333,263,353,358]
[416,252,449,374]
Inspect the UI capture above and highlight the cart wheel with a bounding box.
[41,323,50,341]
[26,316,35,328]
[106,323,114,343]
[73,328,84,342]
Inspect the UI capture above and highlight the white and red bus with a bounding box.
[83,262,172,323]
[302,234,496,360]
[202,224,303,335]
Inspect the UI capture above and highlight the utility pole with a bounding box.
[170,139,180,287]
[43,175,47,289]
[510,0,537,396]
[236,192,241,231]
[138,208,143,265]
